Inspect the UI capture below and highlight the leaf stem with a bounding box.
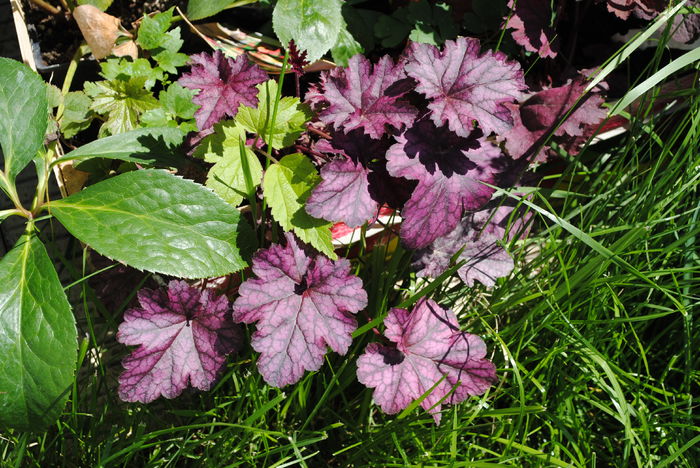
[56,44,89,121]
[253,147,279,164]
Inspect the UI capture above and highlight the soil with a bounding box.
[22,0,186,66]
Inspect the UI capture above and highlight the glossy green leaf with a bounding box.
[137,8,175,50]
[273,0,343,63]
[77,0,113,11]
[187,0,257,20]
[55,127,185,168]
[197,121,263,206]
[0,58,48,182]
[48,169,254,278]
[59,91,94,138]
[0,234,77,431]
[263,153,336,259]
[235,80,312,150]
[331,21,364,67]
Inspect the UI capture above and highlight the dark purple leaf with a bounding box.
[117,280,242,403]
[504,80,607,161]
[179,50,268,131]
[505,0,558,58]
[308,54,418,139]
[404,37,526,136]
[288,39,309,76]
[386,120,502,249]
[232,234,368,387]
[357,298,497,424]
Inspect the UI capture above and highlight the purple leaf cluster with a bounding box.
[117,280,242,403]
[232,233,368,387]
[179,50,268,131]
[357,298,497,424]
[306,38,526,248]
[414,203,531,287]
[503,79,607,163]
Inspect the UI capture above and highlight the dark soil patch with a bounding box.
[22,0,186,66]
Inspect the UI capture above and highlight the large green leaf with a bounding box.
[187,0,258,20]
[0,58,48,182]
[273,0,343,63]
[55,127,185,168]
[263,153,336,259]
[48,170,254,278]
[235,80,311,150]
[0,234,77,431]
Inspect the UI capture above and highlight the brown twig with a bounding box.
[28,0,61,15]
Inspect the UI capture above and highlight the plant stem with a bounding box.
[28,0,61,15]
[253,147,279,164]
[56,43,89,121]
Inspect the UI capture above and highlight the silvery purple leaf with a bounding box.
[305,158,378,228]
[386,119,502,249]
[505,0,558,58]
[404,37,526,137]
[232,234,367,387]
[309,54,418,139]
[357,298,497,424]
[117,280,242,403]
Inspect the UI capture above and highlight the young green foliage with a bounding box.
[263,153,336,259]
[273,0,344,63]
[235,80,312,150]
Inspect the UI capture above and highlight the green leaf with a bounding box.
[48,169,254,278]
[0,58,48,182]
[59,91,94,138]
[77,0,113,10]
[0,234,77,431]
[152,29,189,74]
[235,80,312,150]
[55,127,185,168]
[160,83,199,120]
[85,78,159,136]
[198,121,263,206]
[331,21,364,67]
[273,0,343,63]
[100,58,164,91]
[263,153,336,259]
[137,8,175,50]
[187,0,258,21]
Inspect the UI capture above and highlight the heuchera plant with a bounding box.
[2,0,614,425]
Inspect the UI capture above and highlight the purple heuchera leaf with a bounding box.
[414,203,530,287]
[117,280,242,403]
[307,54,418,139]
[604,0,665,20]
[386,119,502,249]
[357,298,497,424]
[179,50,268,130]
[404,37,526,137]
[503,80,607,161]
[505,0,558,58]
[232,234,368,387]
[306,158,377,228]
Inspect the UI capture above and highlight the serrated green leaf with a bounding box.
[0,234,77,431]
[187,0,258,21]
[140,108,177,128]
[56,127,185,168]
[152,34,189,74]
[47,84,62,109]
[100,58,164,91]
[160,83,199,120]
[235,80,312,150]
[331,21,364,67]
[199,121,263,206]
[0,58,48,182]
[48,169,254,278]
[273,0,343,63]
[59,91,94,138]
[263,153,336,259]
[85,78,159,136]
[137,8,175,50]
